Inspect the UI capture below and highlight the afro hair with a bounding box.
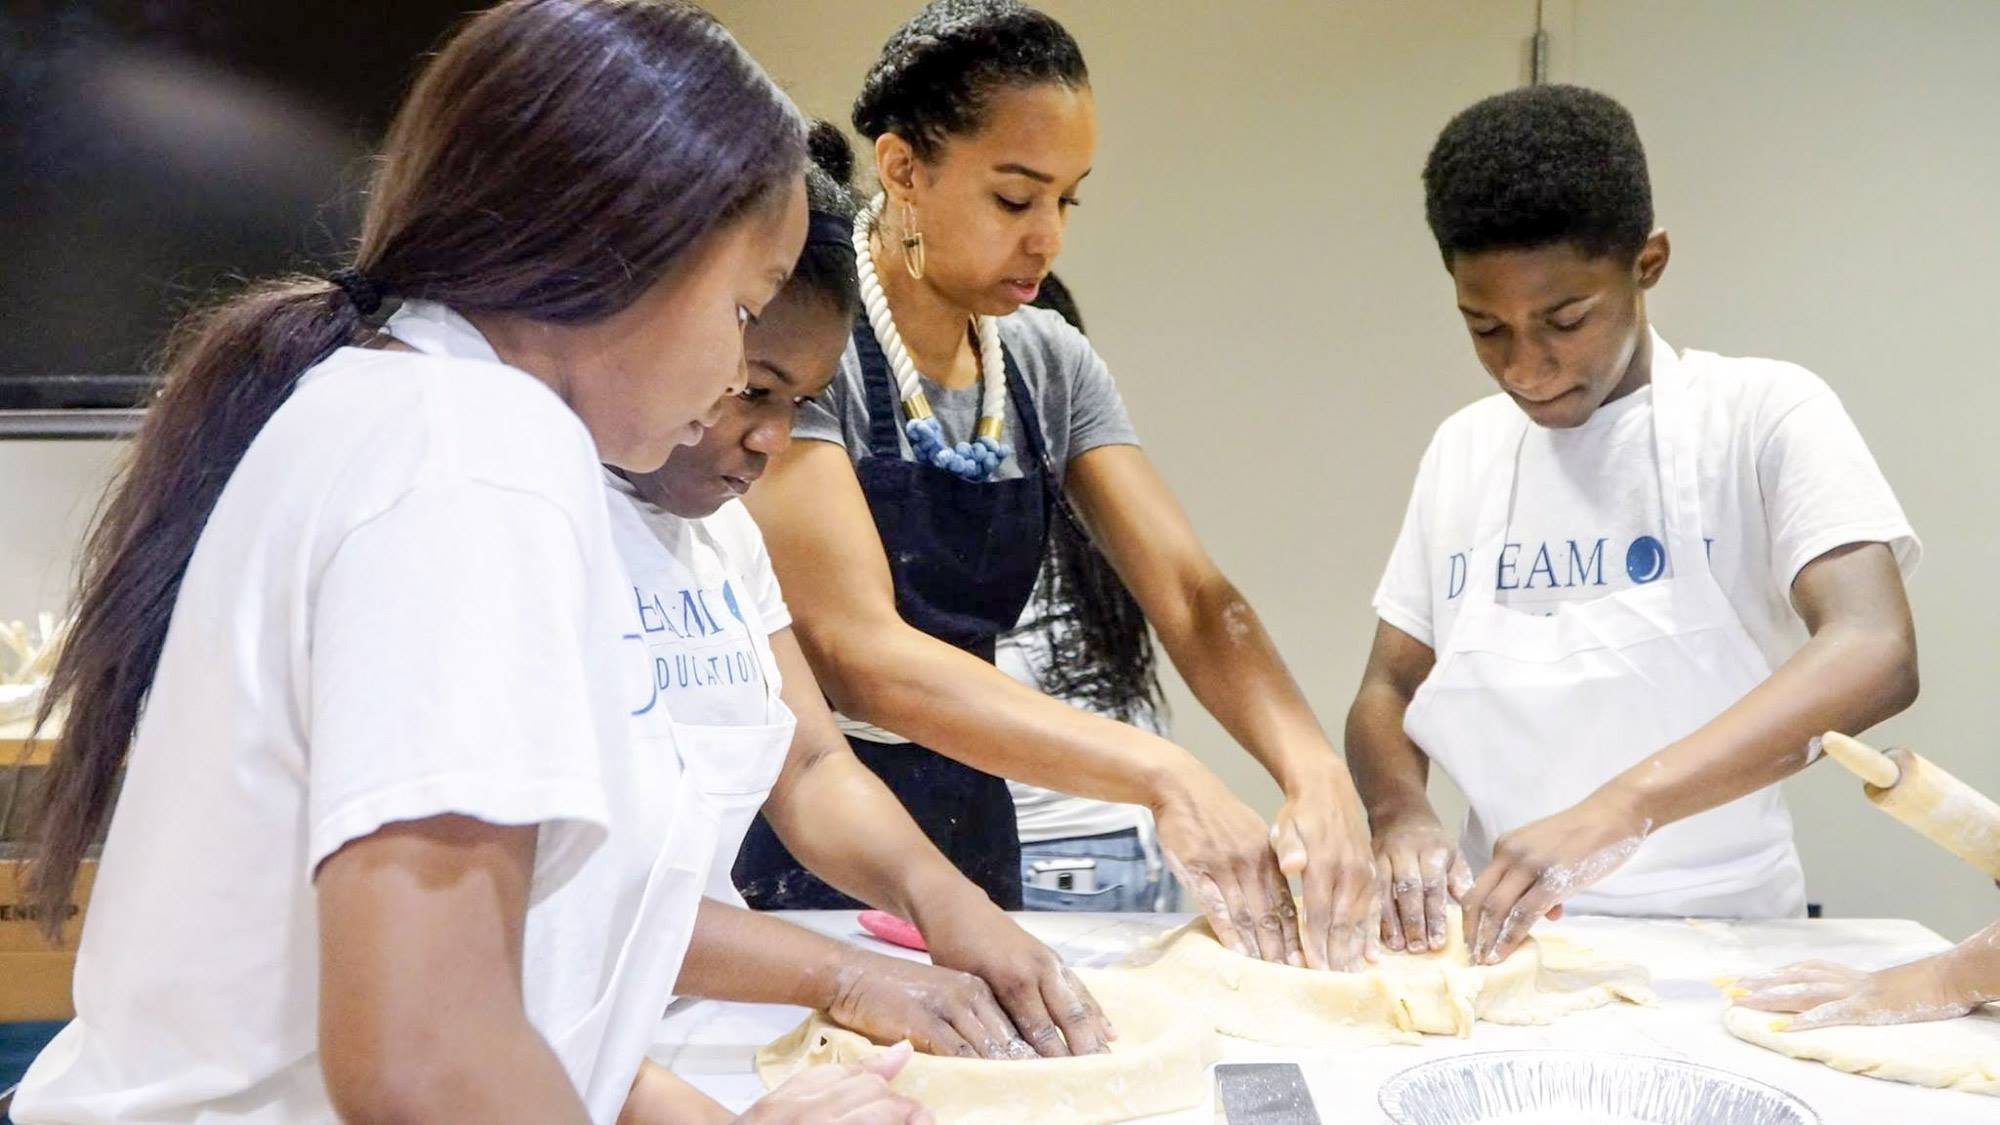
[1423,84,1653,265]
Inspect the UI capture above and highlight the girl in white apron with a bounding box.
[12,4,918,1122]
[1352,85,1919,967]
[611,124,1110,1062]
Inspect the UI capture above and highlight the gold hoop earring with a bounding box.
[899,199,926,280]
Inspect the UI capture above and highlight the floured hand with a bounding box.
[1731,922,2000,1032]
[1370,810,1472,956]
[738,1041,931,1124]
[1272,776,1381,971]
[825,953,1035,1061]
[1155,770,1304,966]
[918,897,1113,1057]
[1460,790,1651,965]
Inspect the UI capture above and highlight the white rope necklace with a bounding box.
[854,193,1014,481]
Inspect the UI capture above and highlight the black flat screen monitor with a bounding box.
[2,1,476,410]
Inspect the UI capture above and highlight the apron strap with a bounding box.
[852,319,904,460]
[1645,335,1709,572]
[999,340,1051,467]
[1459,422,1529,616]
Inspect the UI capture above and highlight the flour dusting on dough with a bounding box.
[1128,906,1652,1048]
[1723,1002,2000,1097]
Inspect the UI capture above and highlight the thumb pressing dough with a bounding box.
[755,968,1216,1125]
[1125,907,1654,1047]
[1722,1003,2000,1097]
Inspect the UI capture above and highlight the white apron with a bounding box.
[604,485,798,909]
[547,704,793,1118]
[389,303,793,1121]
[1402,336,1805,918]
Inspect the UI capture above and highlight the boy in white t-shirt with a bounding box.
[1348,85,1920,967]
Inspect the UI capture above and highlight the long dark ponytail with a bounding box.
[26,0,805,936]
[1031,489,1165,725]
[1022,278,1163,724]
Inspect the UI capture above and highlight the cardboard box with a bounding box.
[0,855,95,1021]
[0,950,78,1021]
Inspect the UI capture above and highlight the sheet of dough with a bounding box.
[1723,1003,2000,1096]
[1126,907,1654,1047]
[755,968,1216,1124]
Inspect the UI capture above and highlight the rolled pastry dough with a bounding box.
[1127,907,1653,1047]
[755,968,1216,1124]
[1722,1003,2000,1096]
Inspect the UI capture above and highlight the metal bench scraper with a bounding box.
[1214,1062,1321,1124]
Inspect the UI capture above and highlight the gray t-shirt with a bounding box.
[794,304,1140,481]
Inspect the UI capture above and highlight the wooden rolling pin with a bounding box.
[1819,732,2000,880]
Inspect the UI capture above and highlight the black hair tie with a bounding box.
[328,267,385,316]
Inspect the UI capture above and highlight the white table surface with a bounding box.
[650,910,1997,1124]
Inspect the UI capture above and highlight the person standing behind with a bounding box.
[736,0,1379,970]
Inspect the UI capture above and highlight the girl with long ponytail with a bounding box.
[14,3,920,1122]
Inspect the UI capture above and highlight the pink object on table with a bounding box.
[858,910,928,952]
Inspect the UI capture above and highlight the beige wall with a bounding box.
[1550,0,2000,940]
[4,1,1994,937]
[0,443,123,627]
[707,0,2000,938]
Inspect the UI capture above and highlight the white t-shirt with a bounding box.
[16,329,661,1123]
[1374,337,1920,669]
[603,475,790,726]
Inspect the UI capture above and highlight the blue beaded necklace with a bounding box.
[854,196,1014,482]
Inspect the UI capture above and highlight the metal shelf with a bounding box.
[0,410,145,440]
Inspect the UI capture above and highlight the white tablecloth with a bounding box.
[650,911,1994,1123]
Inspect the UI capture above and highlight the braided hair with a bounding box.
[851,0,1087,158]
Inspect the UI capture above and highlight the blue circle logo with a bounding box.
[722,580,745,624]
[1625,536,1666,584]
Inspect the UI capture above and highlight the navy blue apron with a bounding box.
[732,320,1051,910]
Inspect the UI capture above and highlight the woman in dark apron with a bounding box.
[735,0,1380,971]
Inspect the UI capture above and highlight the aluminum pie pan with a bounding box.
[1378,1049,1818,1125]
